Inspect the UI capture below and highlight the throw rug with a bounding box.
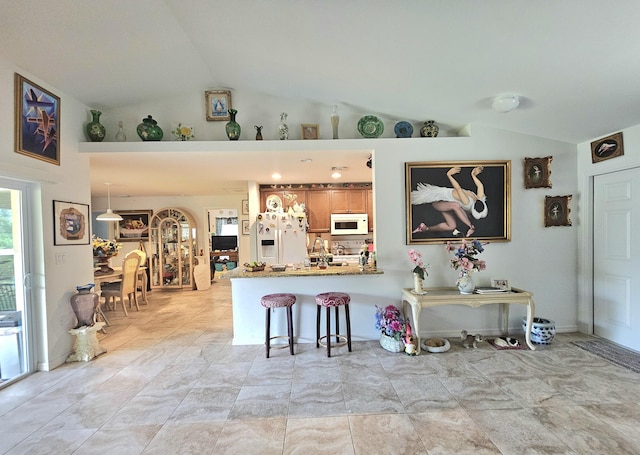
[487,338,529,350]
[572,340,640,374]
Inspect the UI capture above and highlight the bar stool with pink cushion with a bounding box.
[260,293,296,358]
[315,292,352,357]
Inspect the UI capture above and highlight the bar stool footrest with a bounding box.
[318,334,348,349]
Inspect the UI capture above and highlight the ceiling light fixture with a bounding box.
[272,172,282,180]
[492,94,520,113]
[96,183,123,222]
[331,167,343,179]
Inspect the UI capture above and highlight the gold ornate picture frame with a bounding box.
[544,195,572,227]
[524,156,552,189]
[15,73,60,165]
[205,89,232,121]
[405,160,511,244]
[591,132,623,163]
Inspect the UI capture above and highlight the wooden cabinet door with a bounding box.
[307,191,331,232]
[330,189,366,213]
[330,190,349,213]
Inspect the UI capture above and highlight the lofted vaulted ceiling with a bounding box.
[2,1,640,197]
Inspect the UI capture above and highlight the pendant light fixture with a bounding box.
[96,182,123,221]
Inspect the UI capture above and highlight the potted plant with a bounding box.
[374,305,406,352]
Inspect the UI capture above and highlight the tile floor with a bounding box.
[1,280,640,454]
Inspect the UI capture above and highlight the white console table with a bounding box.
[401,287,536,354]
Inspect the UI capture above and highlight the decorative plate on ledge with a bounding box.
[394,121,413,138]
[357,115,384,138]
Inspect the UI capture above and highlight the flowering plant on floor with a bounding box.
[408,248,428,280]
[92,235,121,257]
[445,239,487,276]
[375,305,406,341]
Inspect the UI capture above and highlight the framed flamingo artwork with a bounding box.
[405,160,511,244]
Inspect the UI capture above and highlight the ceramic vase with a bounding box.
[420,120,439,138]
[255,125,263,140]
[457,271,475,294]
[69,284,98,328]
[86,110,106,142]
[226,109,241,140]
[523,317,556,344]
[137,115,163,141]
[330,105,340,139]
[278,112,289,140]
[413,272,424,294]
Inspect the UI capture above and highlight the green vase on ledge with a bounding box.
[86,110,106,142]
[226,109,241,140]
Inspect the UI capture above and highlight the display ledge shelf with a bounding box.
[78,136,470,154]
[223,264,383,279]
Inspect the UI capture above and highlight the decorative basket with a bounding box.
[379,333,404,353]
[245,265,265,272]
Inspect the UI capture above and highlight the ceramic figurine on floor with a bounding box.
[404,320,416,355]
[461,330,483,348]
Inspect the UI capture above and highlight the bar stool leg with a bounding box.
[287,304,294,355]
[316,305,321,348]
[335,306,340,343]
[265,308,271,358]
[326,306,332,357]
[345,304,352,352]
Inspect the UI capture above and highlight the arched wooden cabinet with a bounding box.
[149,207,197,290]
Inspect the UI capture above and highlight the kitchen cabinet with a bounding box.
[330,189,367,213]
[306,191,331,232]
[149,207,197,290]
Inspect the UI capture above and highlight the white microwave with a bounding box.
[330,213,369,235]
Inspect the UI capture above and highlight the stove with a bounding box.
[331,240,371,263]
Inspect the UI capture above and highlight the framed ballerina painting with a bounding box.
[405,160,511,244]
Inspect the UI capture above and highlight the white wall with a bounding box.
[0,56,94,370]
[94,118,579,340]
[577,124,640,333]
[0,52,583,364]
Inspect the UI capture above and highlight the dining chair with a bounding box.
[101,254,140,316]
[126,249,148,304]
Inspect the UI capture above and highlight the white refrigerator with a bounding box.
[256,212,307,265]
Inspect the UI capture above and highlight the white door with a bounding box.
[593,167,640,350]
[0,180,34,386]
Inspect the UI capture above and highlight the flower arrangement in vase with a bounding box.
[445,239,487,294]
[408,248,428,294]
[375,305,406,352]
[92,235,122,275]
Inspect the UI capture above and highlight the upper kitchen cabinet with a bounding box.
[330,189,367,214]
[306,191,331,232]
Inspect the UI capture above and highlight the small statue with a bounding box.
[404,320,416,355]
[461,330,484,349]
[255,125,263,140]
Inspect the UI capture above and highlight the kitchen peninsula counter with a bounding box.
[225,264,384,346]
[225,264,383,279]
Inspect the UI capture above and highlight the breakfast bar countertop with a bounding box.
[224,264,383,278]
